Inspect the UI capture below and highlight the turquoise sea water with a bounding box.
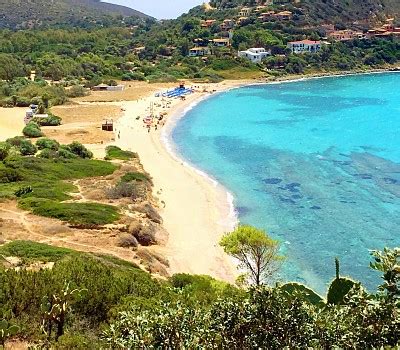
[172,73,400,293]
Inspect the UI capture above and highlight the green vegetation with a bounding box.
[6,137,37,156]
[0,241,398,348]
[220,225,284,285]
[0,241,75,263]
[0,154,118,225]
[0,0,399,94]
[105,145,137,160]
[36,138,60,151]
[19,198,120,226]
[121,171,151,183]
[22,122,43,138]
[280,282,324,306]
[0,0,150,30]
[32,113,62,127]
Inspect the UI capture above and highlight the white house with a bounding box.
[238,48,271,63]
[287,40,321,54]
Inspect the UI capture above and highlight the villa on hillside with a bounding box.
[258,11,275,22]
[239,7,252,17]
[328,29,365,41]
[201,19,216,28]
[287,40,321,54]
[367,19,400,38]
[275,11,292,21]
[212,38,231,47]
[258,10,292,21]
[238,48,271,63]
[189,47,211,57]
[220,19,235,31]
[237,16,249,25]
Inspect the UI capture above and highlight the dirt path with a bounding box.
[0,205,134,261]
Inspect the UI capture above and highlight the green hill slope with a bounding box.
[210,0,400,24]
[0,0,151,29]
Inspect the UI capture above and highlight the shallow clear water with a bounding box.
[172,73,400,293]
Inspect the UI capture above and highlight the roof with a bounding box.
[289,40,321,45]
[190,47,208,51]
[213,38,230,42]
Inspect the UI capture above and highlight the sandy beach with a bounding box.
[0,107,26,141]
[114,81,248,282]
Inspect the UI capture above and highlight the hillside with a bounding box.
[298,0,400,25]
[0,0,151,29]
[210,0,400,25]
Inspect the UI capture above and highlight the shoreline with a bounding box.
[111,69,399,282]
[113,81,247,282]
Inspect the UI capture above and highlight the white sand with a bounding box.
[0,108,26,141]
[115,82,247,282]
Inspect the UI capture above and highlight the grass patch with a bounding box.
[0,156,120,225]
[214,67,265,80]
[0,240,75,262]
[19,198,120,226]
[106,146,137,160]
[95,254,140,270]
[121,172,151,183]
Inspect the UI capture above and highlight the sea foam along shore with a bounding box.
[114,81,248,283]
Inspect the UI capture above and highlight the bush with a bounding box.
[32,114,62,126]
[58,146,78,159]
[15,186,33,197]
[22,122,43,138]
[121,72,146,81]
[66,142,93,159]
[0,168,23,183]
[6,137,37,155]
[106,182,141,199]
[66,85,88,98]
[121,172,151,183]
[38,148,58,159]
[36,138,60,150]
[0,142,10,161]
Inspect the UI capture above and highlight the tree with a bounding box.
[0,54,23,81]
[220,225,284,285]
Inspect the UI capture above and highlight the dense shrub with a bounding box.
[121,172,151,183]
[106,182,141,199]
[65,142,93,159]
[36,138,60,150]
[0,168,23,183]
[32,114,62,126]
[65,85,88,98]
[38,148,58,159]
[6,137,37,155]
[0,142,10,161]
[121,72,146,81]
[22,122,43,138]
[58,146,78,159]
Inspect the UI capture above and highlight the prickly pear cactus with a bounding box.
[280,282,324,306]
